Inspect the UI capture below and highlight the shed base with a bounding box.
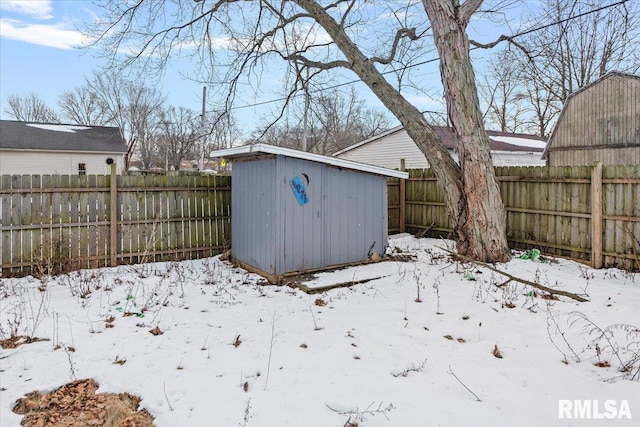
[230,257,384,290]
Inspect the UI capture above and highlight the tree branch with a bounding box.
[284,53,350,70]
[369,27,419,65]
[435,246,590,302]
[469,35,533,61]
[459,0,483,25]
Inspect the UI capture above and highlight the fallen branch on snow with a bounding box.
[448,365,481,402]
[435,246,589,303]
[325,402,394,421]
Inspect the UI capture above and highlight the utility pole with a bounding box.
[302,67,310,152]
[199,86,206,170]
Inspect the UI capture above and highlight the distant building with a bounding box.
[543,72,640,166]
[0,120,127,175]
[333,125,547,169]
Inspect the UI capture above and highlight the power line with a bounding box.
[224,0,630,112]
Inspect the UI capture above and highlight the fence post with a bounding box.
[591,161,603,269]
[109,163,118,267]
[399,158,406,233]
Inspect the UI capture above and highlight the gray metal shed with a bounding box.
[210,143,408,283]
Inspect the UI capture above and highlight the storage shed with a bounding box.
[543,71,640,166]
[210,143,408,283]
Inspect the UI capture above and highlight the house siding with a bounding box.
[0,151,125,175]
[546,73,640,166]
[336,129,430,169]
[335,129,545,168]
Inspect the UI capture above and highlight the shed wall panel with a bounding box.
[324,167,387,266]
[231,158,276,274]
[277,156,326,273]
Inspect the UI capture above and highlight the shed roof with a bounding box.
[0,120,127,153]
[210,143,409,179]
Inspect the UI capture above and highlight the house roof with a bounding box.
[210,143,409,179]
[333,125,546,157]
[542,71,640,159]
[0,120,127,153]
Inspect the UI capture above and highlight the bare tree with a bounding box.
[357,108,392,139]
[204,111,241,152]
[5,93,59,123]
[308,87,391,154]
[86,72,165,169]
[89,0,512,262]
[514,0,640,135]
[479,49,528,133]
[58,85,113,126]
[156,106,202,170]
[250,89,390,154]
[250,122,305,150]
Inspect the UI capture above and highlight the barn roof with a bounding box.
[0,120,127,153]
[333,125,546,157]
[210,143,409,179]
[542,71,640,159]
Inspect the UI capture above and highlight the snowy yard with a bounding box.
[1,235,639,426]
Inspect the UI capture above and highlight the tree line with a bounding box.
[4,73,392,170]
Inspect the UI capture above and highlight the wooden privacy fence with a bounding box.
[2,164,638,276]
[388,163,640,270]
[1,169,231,276]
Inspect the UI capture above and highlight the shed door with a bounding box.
[322,167,386,266]
[278,157,325,273]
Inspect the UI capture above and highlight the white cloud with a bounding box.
[0,18,87,49]
[0,0,53,20]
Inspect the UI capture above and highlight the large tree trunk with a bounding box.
[423,0,511,262]
[297,0,511,263]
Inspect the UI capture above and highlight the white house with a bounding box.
[333,125,547,169]
[0,120,127,175]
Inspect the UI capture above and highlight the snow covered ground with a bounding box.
[1,235,639,426]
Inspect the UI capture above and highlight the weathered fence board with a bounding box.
[0,174,231,276]
[389,164,639,270]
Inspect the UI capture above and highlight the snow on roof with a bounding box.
[26,124,92,133]
[210,143,408,179]
[490,135,547,150]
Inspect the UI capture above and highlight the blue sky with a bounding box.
[0,1,217,120]
[0,0,525,129]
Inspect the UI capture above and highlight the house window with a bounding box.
[78,163,87,176]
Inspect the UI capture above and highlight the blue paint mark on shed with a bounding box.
[290,175,309,206]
